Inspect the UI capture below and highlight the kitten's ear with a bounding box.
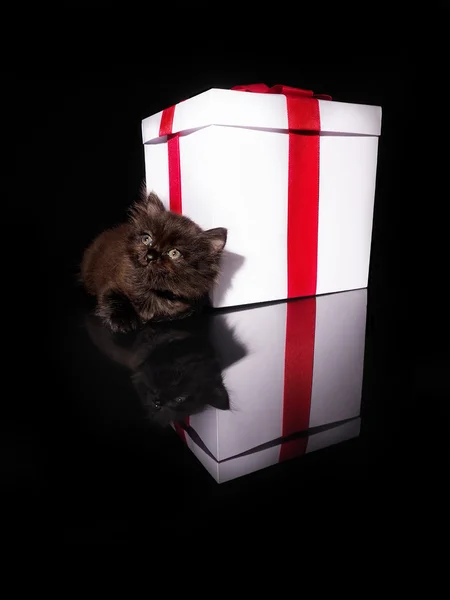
[131,189,166,222]
[209,384,230,410]
[144,191,166,215]
[203,227,227,254]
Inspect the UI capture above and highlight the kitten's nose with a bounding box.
[147,249,159,262]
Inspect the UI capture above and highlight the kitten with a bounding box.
[84,313,230,428]
[81,191,227,332]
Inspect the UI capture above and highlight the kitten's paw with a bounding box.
[108,311,141,333]
[97,291,142,333]
[106,316,131,333]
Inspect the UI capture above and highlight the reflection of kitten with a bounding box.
[84,314,230,428]
[81,191,227,333]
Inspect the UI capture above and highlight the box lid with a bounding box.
[142,88,382,144]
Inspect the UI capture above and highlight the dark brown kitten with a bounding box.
[81,191,227,332]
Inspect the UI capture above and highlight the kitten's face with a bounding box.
[131,347,229,427]
[129,318,230,427]
[128,192,227,298]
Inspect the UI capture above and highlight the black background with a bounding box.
[4,6,449,543]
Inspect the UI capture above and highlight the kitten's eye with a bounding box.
[167,249,182,260]
[175,396,186,404]
[141,234,152,245]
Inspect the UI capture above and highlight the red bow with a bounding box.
[232,83,332,101]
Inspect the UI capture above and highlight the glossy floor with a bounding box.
[5,282,448,543]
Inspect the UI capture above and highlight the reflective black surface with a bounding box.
[6,42,449,542]
[4,280,446,543]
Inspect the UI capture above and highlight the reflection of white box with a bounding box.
[184,418,361,484]
[142,87,381,308]
[175,288,367,482]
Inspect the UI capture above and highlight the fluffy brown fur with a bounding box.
[80,191,227,332]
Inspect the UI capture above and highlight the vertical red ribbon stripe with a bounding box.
[233,84,325,298]
[279,297,316,462]
[285,94,321,298]
[159,105,176,137]
[287,122,320,298]
[159,106,182,214]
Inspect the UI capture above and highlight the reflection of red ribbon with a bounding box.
[174,421,188,443]
[279,296,316,461]
[233,84,331,298]
[160,82,331,297]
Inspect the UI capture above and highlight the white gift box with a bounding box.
[174,287,367,483]
[142,85,381,308]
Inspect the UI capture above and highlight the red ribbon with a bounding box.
[279,296,316,461]
[159,105,183,214]
[233,83,331,298]
[174,421,188,443]
[232,83,331,103]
